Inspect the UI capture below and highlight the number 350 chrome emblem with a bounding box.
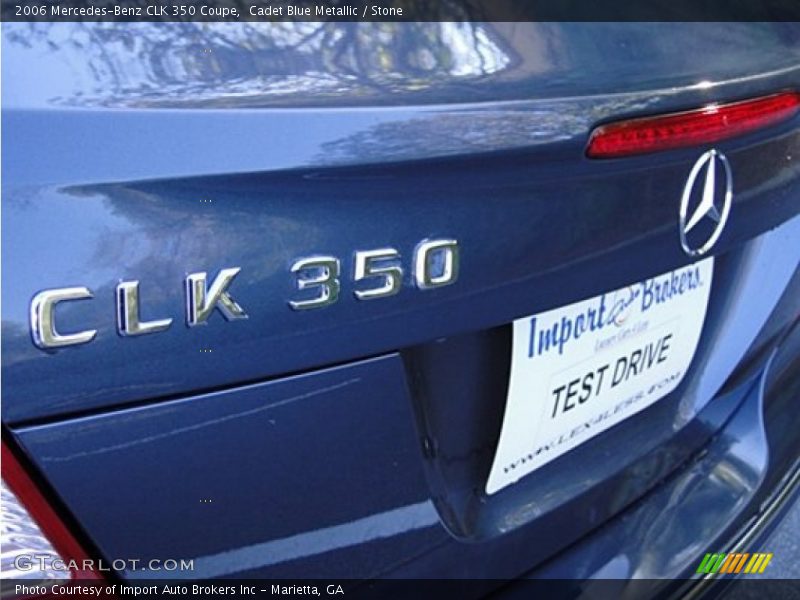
[289,239,458,310]
[29,239,459,350]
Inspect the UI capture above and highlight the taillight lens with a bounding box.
[586,91,800,158]
[1,444,100,597]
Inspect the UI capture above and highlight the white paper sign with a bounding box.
[486,258,714,495]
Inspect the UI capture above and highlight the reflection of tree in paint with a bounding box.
[6,21,797,109]
[3,20,516,107]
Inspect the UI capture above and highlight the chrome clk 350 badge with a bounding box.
[29,239,459,350]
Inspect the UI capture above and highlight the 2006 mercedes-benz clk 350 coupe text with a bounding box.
[2,20,799,599]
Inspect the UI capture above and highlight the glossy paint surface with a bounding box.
[3,22,800,585]
[11,252,800,583]
[14,355,446,579]
[3,123,799,423]
[4,23,800,110]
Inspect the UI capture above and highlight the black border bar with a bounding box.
[3,0,800,22]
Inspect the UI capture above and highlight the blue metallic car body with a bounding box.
[2,21,800,592]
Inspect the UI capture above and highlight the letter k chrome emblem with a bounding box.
[679,149,733,257]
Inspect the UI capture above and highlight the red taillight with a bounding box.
[1,442,101,587]
[586,92,800,158]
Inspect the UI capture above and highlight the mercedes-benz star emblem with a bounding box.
[679,149,733,257]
